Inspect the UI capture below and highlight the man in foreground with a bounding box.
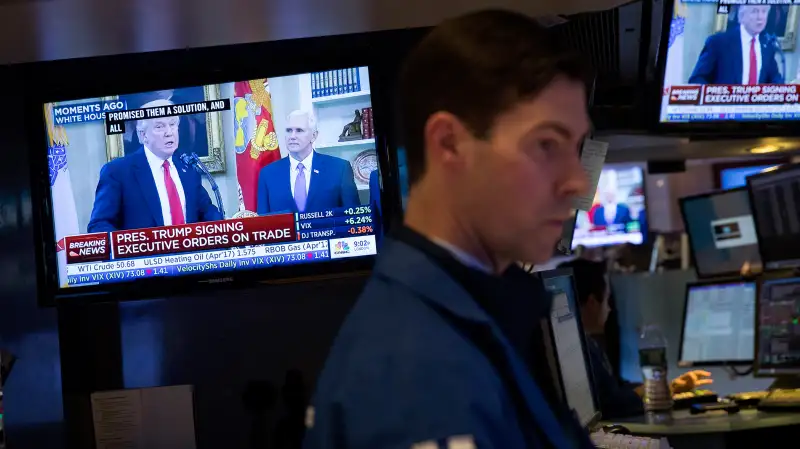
[305,10,594,449]
[558,258,713,419]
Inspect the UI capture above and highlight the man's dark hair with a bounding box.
[398,9,592,186]
[557,259,606,305]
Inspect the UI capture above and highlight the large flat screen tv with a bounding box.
[658,0,800,127]
[35,65,388,304]
[571,165,646,249]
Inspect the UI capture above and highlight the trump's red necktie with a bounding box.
[162,160,185,226]
[749,37,758,85]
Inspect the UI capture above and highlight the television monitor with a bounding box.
[658,0,800,126]
[539,269,600,428]
[571,165,646,249]
[680,187,761,278]
[719,164,782,190]
[747,163,800,270]
[678,280,756,367]
[36,66,388,304]
[755,276,800,376]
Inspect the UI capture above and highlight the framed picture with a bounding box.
[104,85,226,173]
[715,5,799,51]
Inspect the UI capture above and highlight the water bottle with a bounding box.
[639,324,673,413]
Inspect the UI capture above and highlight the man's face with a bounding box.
[603,188,617,204]
[141,116,180,159]
[740,5,770,35]
[285,114,316,154]
[453,77,591,264]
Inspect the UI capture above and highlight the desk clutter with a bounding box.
[590,429,672,449]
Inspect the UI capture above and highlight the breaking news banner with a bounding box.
[669,84,800,105]
[716,1,800,15]
[104,99,232,135]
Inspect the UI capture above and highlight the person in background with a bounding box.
[591,170,632,226]
[305,10,596,449]
[558,259,713,419]
[689,5,783,85]
[87,99,222,232]
[256,110,360,214]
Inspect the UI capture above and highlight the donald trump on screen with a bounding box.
[87,99,222,232]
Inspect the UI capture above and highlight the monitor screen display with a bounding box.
[572,165,646,248]
[659,0,800,123]
[756,277,800,375]
[680,281,756,365]
[748,164,800,270]
[44,67,384,292]
[541,273,598,428]
[681,188,761,278]
[720,164,781,190]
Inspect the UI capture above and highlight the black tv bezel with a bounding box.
[677,278,757,368]
[678,186,761,279]
[650,0,800,136]
[746,162,800,272]
[23,31,417,307]
[570,163,648,250]
[538,268,602,430]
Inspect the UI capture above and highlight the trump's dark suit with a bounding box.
[257,152,360,214]
[87,148,222,232]
[592,204,632,227]
[689,27,783,85]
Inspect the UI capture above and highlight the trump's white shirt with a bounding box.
[144,146,186,226]
[740,24,763,84]
[289,151,314,199]
[604,202,618,225]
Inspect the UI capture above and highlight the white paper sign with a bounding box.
[573,139,609,211]
[92,385,196,449]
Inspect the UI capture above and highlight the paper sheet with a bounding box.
[573,139,609,211]
[92,385,196,449]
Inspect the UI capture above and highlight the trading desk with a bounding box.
[601,409,800,449]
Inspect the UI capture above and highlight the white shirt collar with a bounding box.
[289,150,314,172]
[430,237,493,274]
[741,24,759,44]
[143,146,174,171]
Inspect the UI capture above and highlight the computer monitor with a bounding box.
[678,280,756,367]
[539,269,600,428]
[755,276,800,377]
[680,188,761,278]
[748,164,800,271]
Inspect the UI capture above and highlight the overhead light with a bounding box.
[749,145,781,154]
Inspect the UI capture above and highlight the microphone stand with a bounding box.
[181,152,226,218]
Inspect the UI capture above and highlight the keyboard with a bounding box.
[590,431,672,449]
[758,388,800,411]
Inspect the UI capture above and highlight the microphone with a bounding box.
[180,152,226,218]
[765,33,788,83]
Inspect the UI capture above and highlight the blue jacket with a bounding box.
[689,27,783,85]
[304,239,593,449]
[256,152,361,214]
[87,148,222,232]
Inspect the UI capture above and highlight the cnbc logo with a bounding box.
[334,241,351,254]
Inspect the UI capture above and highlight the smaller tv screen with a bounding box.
[659,0,800,124]
[680,188,760,278]
[571,165,646,249]
[42,66,385,298]
[720,165,780,190]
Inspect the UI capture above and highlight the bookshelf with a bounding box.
[297,68,376,195]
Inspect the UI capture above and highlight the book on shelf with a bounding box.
[361,107,374,139]
[311,68,362,98]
